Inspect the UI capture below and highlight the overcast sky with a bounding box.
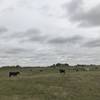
[0,0,100,66]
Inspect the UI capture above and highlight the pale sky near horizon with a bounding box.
[0,0,100,66]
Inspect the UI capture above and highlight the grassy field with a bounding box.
[0,67,100,100]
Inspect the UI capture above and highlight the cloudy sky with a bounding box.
[0,0,100,66]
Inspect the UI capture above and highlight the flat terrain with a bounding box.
[0,67,100,100]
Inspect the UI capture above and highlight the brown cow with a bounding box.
[9,71,20,77]
[59,69,65,74]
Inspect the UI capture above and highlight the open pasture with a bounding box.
[0,67,100,100]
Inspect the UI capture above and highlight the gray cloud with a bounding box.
[24,29,47,42]
[3,28,47,43]
[0,0,100,66]
[65,0,100,27]
[66,0,82,13]
[11,29,41,38]
[5,48,29,54]
[20,29,48,43]
[84,38,100,48]
[48,35,83,45]
[0,27,8,33]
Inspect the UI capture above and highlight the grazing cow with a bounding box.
[40,70,43,72]
[9,71,20,77]
[59,69,65,74]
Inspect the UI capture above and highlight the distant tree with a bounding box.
[50,64,56,68]
[50,63,69,68]
[56,63,61,67]
[64,63,69,67]
[16,65,21,68]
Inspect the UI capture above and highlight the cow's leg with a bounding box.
[9,74,11,77]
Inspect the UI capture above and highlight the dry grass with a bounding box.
[0,67,100,100]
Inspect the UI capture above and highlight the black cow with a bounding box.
[59,69,65,74]
[9,71,20,77]
[40,70,43,72]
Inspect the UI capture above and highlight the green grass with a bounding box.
[0,67,100,100]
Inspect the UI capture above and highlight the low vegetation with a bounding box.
[0,63,100,100]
